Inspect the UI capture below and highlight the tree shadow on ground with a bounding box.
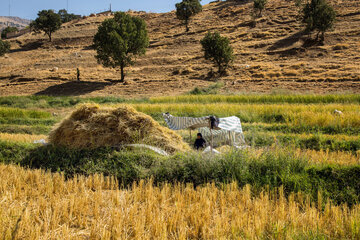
[268,30,305,51]
[211,0,251,11]
[10,40,44,53]
[35,81,115,96]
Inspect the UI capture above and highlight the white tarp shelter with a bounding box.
[162,113,246,149]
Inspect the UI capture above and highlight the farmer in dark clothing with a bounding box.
[77,68,81,81]
[194,133,206,150]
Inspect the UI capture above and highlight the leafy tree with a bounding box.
[58,9,81,23]
[200,31,234,74]
[302,0,336,41]
[176,0,202,32]
[0,39,11,56]
[31,10,62,42]
[93,12,149,82]
[254,0,267,17]
[1,26,18,39]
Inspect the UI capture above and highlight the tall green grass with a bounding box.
[131,103,360,129]
[0,141,357,206]
[0,107,51,119]
[244,131,360,152]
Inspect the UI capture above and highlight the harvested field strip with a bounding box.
[0,164,359,239]
[150,94,360,104]
[300,149,360,166]
[0,133,47,143]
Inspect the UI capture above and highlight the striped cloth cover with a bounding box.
[162,113,246,147]
[162,114,210,130]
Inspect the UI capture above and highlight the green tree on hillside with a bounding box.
[0,39,11,56]
[58,9,81,23]
[175,0,202,32]
[1,26,18,39]
[31,10,62,42]
[254,0,267,17]
[200,31,234,74]
[93,12,149,82]
[302,0,336,41]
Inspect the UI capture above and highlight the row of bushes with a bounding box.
[1,140,358,206]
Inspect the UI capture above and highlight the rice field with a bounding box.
[0,164,359,240]
[0,94,359,239]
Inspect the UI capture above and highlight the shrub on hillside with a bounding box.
[254,0,267,17]
[0,39,10,56]
[175,0,202,32]
[302,0,336,41]
[58,9,81,23]
[200,31,234,74]
[1,26,18,39]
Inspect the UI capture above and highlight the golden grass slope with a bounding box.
[48,104,190,153]
[0,0,359,96]
[0,164,359,239]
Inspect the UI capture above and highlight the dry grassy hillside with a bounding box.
[0,0,359,97]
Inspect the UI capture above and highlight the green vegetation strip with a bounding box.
[0,107,51,119]
[1,141,358,207]
[0,124,52,135]
[0,118,57,126]
[244,131,360,152]
[242,123,360,135]
[150,94,360,104]
[1,94,360,109]
[0,96,133,109]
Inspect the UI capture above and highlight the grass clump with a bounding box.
[0,107,51,119]
[189,82,224,95]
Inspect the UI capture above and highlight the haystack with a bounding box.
[49,104,190,153]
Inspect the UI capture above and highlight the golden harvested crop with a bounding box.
[1,164,359,239]
[48,104,190,153]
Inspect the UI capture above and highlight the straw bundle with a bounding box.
[49,104,190,153]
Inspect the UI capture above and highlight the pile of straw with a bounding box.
[49,104,190,153]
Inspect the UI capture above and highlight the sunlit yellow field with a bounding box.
[0,95,359,239]
[1,164,359,240]
[0,133,47,143]
[125,103,360,128]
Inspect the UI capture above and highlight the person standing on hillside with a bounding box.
[194,133,206,150]
[77,68,81,81]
